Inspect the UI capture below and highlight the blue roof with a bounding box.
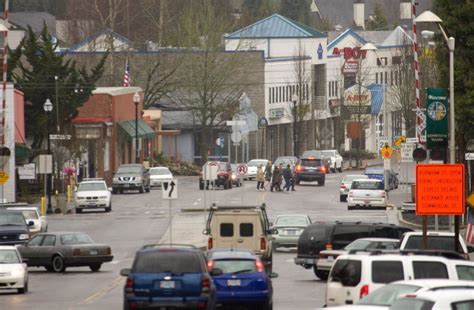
[327,29,367,50]
[367,84,384,115]
[226,14,326,39]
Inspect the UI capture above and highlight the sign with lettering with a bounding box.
[426,88,448,148]
[343,84,372,115]
[416,164,465,215]
[332,47,367,60]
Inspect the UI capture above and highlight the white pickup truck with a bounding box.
[400,231,474,260]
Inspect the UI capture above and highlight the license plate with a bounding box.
[160,281,175,289]
[287,230,297,235]
[88,203,97,207]
[328,256,334,262]
[305,259,314,264]
[90,250,98,255]
[364,200,370,205]
[124,184,130,188]
[227,279,241,287]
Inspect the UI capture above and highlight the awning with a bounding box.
[118,119,155,140]
[15,143,31,159]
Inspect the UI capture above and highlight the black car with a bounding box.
[294,154,326,186]
[294,222,413,279]
[0,210,34,245]
[121,245,217,310]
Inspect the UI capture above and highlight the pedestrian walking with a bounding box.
[283,164,292,191]
[276,163,284,192]
[256,165,265,190]
[270,164,281,192]
[264,161,272,189]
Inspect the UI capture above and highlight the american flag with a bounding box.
[123,58,130,87]
[466,207,474,245]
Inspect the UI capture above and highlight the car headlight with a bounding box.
[99,196,108,199]
[135,176,142,182]
[19,234,29,240]
[113,177,119,182]
[76,196,85,200]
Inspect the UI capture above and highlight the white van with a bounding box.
[325,253,474,306]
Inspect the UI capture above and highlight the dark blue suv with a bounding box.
[120,245,216,310]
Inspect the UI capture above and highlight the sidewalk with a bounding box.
[29,193,75,215]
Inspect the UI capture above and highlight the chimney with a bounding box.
[354,0,365,29]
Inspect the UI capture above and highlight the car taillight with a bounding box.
[296,165,304,172]
[105,247,111,255]
[260,237,267,251]
[207,237,213,250]
[382,191,387,198]
[125,277,134,294]
[207,260,214,270]
[321,166,326,173]
[201,275,210,295]
[319,253,327,259]
[73,248,81,256]
[360,285,369,298]
[255,259,265,272]
[128,303,137,309]
[325,243,333,250]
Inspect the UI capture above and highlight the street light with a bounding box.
[292,94,299,156]
[43,99,53,214]
[133,92,140,164]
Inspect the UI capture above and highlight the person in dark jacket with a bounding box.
[283,164,293,191]
[264,161,273,189]
[270,164,281,192]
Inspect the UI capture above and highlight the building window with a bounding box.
[390,71,393,86]
[375,73,379,84]
[335,81,338,97]
[392,56,401,65]
[328,82,332,97]
[385,72,388,84]
[306,84,309,100]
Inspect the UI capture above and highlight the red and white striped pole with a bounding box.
[1,0,8,146]
[412,0,425,143]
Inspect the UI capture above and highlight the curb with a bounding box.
[181,208,207,213]
[396,210,454,230]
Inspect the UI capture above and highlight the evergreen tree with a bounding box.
[8,25,106,150]
[279,0,311,24]
[433,0,474,160]
[366,1,388,30]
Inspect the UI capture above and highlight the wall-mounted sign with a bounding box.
[342,60,359,75]
[426,88,448,148]
[344,84,371,107]
[332,47,367,60]
[269,108,284,119]
[317,43,323,59]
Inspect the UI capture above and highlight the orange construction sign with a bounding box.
[416,164,465,215]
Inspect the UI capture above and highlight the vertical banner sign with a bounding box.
[426,88,448,148]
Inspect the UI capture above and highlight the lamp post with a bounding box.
[133,92,140,164]
[291,94,299,157]
[415,10,458,248]
[43,99,53,214]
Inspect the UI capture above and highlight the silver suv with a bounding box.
[112,164,150,194]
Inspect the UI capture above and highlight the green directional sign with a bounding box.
[426,88,448,148]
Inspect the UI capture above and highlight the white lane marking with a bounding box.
[110,260,120,264]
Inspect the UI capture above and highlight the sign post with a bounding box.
[162,179,178,245]
[236,163,248,205]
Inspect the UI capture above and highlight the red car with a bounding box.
[199,161,233,190]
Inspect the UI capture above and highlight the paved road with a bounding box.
[0,169,394,309]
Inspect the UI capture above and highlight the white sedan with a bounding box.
[0,246,28,294]
[246,159,269,180]
[347,179,387,210]
[322,149,344,173]
[8,207,47,235]
[149,167,173,188]
[75,179,112,213]
[390,288,474,310]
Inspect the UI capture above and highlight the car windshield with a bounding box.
[60,233,94,245]
[133,251,203,273]
[357,284,420,306]
[117,166,142,173]
[275,157,296,166]
[343,175,368,183]
[345,240,399,251]
[405,236,457,251]
[248,160,267,167]
[301,159,322,167]
[322,151,335,157]
[365,168,384,175]
[0,213,26,226]
[19,210,38,219]
[0,250,20,264]
[150,168,171,176]
[344,239,375,250]
[78,182,107,191]
[213,259,257,274]
[351,181,383,190]
[390,298,434,310]
[275,216,308,227]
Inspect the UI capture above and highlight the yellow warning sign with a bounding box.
[380,145,394,159]
[0,171,9,185]
[467,192,474,208]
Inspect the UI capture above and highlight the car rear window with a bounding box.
[330,259,361,287]
[213,259,257,274]
[372,261,404,283]
[134,251,203,273]
[220,223,234,237]
[301,224,331,241]
[300,159,322,167]
[332,225,370,247]
[240,223,253,237]
[453,300,474,310]
[357,283,420,306]
[456,265,474,280]
[390,298,434,310]
[413,261,449,279]
[351,181,383,190]
[404,236,457,252]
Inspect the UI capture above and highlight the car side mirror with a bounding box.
[108,187,112,192]
[468,245,474,253]
[269,272,279,278]
[28,221,34,226]
[269,228,279,235]
[202,229,210,235]
[210,268,223,276]
[120,268,131,276]
[22,258,29,264]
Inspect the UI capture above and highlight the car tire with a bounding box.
[112,188,117,194]
[45,265,54,272]
[139,184,144,193]
[199,182,204,190]
[17,281,27,294]
[145,184,151,193]
[89,263,102,272]
[52,255,66,273]
[295,179,300,185]
[348,205,354,210]
[318,180,325,186]
[228,180,232,189]
[338,164,343,173]
[339,195,345,202]
[313,267,329,280]
[223,181,229,190]
[261,300,273,310]
[105,203,112,212]
[75,208,82,214]
[272,242,279,251]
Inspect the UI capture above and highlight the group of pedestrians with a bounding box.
[255,160,295,192]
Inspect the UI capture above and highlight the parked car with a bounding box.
[399,231,472,259]
[230,164,243,187]
[322,149,344,173]
[74,179,112,213]
[112,164,150,194]
[329,279,474,309]
[246,159,269,180]
[0,210,34,245]
[294,222,412,279]
[316,238,399,280]
[294,154,326,186]
[273,156,298,170]
[271,214,312,250]
[17,232,113,273]
[326,253,474,306]
[120,245,217,310]
[347,179,387,210]
[301,150,330,172]
[199,161,233,190]
[339,174,369,202]
[390,288,474,310]
[8,206,47,234]
[203,204,276,275]
[149,166,173,188]
[207,249,275,309]
[0,246,28,294]
[364,166,399,190]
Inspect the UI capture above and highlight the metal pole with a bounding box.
[383,84,389,191]
[169,200,172,246]
[55,76,60,133]
[46,114,52,213]
[135,102,139,163]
